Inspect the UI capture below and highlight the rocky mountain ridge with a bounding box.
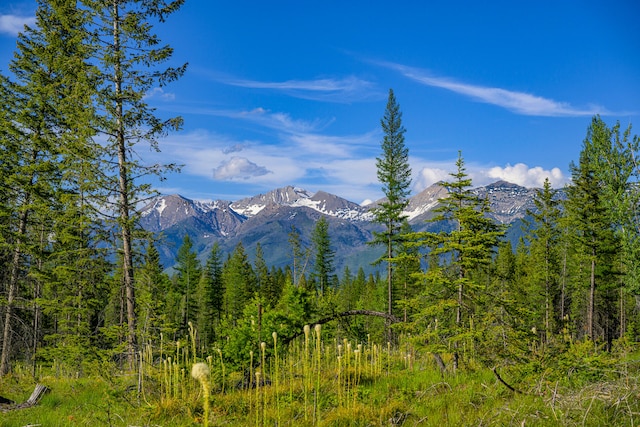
[140,181,547,271]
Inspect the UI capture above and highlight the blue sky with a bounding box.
[1,1,639,204]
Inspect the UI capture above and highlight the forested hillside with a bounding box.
[1,2,640,425]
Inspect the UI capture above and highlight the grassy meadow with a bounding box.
[2,327,640,426]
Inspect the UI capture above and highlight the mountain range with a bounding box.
[140,180,543,274]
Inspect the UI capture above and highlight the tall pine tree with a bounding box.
[372,89,412,319]
[86,0,187,365]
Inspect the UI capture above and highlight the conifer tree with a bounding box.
[288,226,309,286]
[0,0,99,375]
[311,216,336,295]
[372,89,412,318]
[223,243,257,321]
[86,0,187,364]
[416,152,503,369]
[396,221,421,322]
[528,179,562,340]
[136,240,170,343]
[583,117,639,335]
[254,243,269,294]
[565,117,623,342]
[173,235,201,334]
[196,242,224,345]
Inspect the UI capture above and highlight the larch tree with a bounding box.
[372,89,412,319]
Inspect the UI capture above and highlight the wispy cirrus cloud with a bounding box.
[143,87,176,101]
[0,14,35,36]
[189,106,330,135]
[218,75,379,102]
[381,62,610,117]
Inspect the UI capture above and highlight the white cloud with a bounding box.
[212,156,271,180]
[413,161,567,192]
[382,62,609,117]
[484,163,566,188]
[200,107,323,134]
[142,126,380,201]
[143,87,175,101]
[152,129,307,183]
[217,75,379,102]
[0,14,35,36]
[288,132,375,158]
[413,167,451,191]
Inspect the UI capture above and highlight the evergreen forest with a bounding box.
[1,1,640,425]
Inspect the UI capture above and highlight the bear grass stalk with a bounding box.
[191,362,211,426]
[272,331,280,424]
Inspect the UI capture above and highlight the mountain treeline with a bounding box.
[1,1,640,379]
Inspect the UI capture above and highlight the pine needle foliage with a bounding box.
[371,88,412,321]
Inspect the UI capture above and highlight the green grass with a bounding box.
[2,339,640,426]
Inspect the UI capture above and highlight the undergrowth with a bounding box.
[1,332,639,426]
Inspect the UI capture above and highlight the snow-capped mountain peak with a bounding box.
[230,186,314,217]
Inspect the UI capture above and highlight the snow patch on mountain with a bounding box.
[403,182,449,222]
[156,198,167,216]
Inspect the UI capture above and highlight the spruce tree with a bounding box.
[195,242,224,345]
[565,117,622,342]
[173,235,201,335]
[372,89,412,318]
[522,178,562,343]
[417,152,503,369]
[0,0,99,375]
[311,216,336,295]
[584,117,639,335]
[223,243,257,322]
[136,240,170,343]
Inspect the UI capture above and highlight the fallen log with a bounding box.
[492,367,522,394]
[0,383,49,412]
[0,395,14,405]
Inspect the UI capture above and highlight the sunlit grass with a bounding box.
[3,331,640,426]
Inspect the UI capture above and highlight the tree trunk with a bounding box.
[387,222,393,343]
[0,208,29,375]
[112,0,137,368]
[588,253,596,340]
